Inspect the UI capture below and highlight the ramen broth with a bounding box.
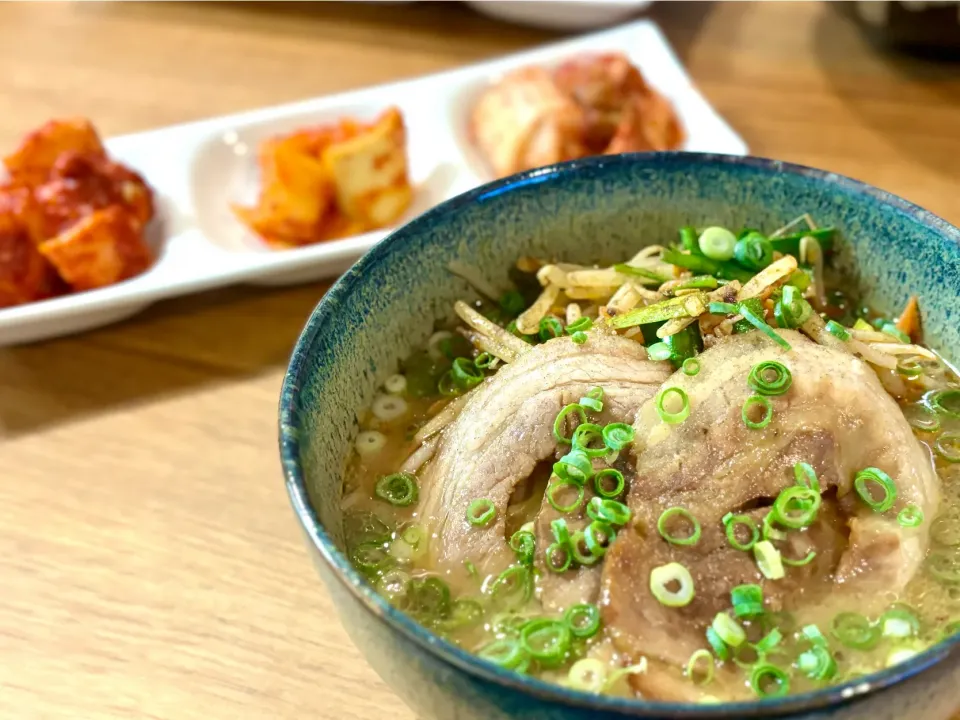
[339,220,960,702]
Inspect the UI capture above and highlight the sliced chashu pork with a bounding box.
[418,333,671,580]
[601,330,940,702]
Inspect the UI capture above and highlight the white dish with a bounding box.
[0,18,747,347]
[466,1,653,32]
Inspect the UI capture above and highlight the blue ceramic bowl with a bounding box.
[279,153,960,719]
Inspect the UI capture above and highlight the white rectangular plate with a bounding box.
[0,18,747,346]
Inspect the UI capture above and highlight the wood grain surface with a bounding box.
[0,2,958,719]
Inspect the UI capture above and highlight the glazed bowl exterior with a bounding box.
[279,153,960,720]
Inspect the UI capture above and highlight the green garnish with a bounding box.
[650,562,695,607]
[571,422,609,458]
[698,226,737,261]
[546,478,585,513]
[935,432,960,463]
[584,520,616,558]
[374,472,419,507]
[734,232,774,270]
[898,504,925,528]
[747,361,793,396]
[794,461,821,492]
[723,513,760,551]
[854,467,898,512]
[553,403,587,444]
[772,486,821,528]
[686,649,715,685]
[607,292,709,329]
[731,584,764,619]
[613,263,669,284]
[797,645,837,681]
[656,386,691,424]
[587,497,631,526]
[509,529,536,565]
[602,422,635,451]
[520,618,572,668]
[739,302,792,350]
[466,498,496,527]
[742,394,773,429]
[554,448,594,484]
[565,603,602,638]
[831,612,880,650]
[657,507,702,546]
[750,664,790,698]
[754,540,785,580]
[593,468,625,499]
[538,316,564,342]
[545,543,572,573]
[712,612,746,647]
[825,320,851,341]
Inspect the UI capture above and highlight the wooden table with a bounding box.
[1,2,958,718]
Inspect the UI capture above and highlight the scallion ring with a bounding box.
[587,497,632,526]
[553,403,587,445]
[602,422,635,451]
[935,432,960,463]
[546,478,585,513]
[539,316,564,342]
[794,461,821,492]
[566,316,594,334]
[478,638,528,670]
[466,498,497,527]
[554,449,594,484]
[657,507,702,546]
[649,562,695,607]
[782,549,817,567]
[509,529,536,565]
[831,612,880,650]
[571,331,588,345]
[772,486,821,528]
[550,518,571,548]
[742,395,773,430]
[854,467,898,513]
[682,357,701,376]
[565,603,602,638]
[929,389,960,419]
[593,468,625,499]
[545,542,572,573]
[451,357,484,390]
[374,472,419,507]
[880,607,920,638]
[904,404,940,433]
[797,645,837,681]
[724,513,760,551]
[754,540,785,580]
[756,628,783,654]
[579,396,603,412]
[572,422,609,458]
[705,626,730,661]
[474,352,496,370]
[584,521,615,558]
[570,531,598,566]
[738,303,792,350]
[656,386,691,425]
[686,649,715,685]
[731,584,764,619]
[747,361,793,396]
[750,664,790,698]
[520,618,572,668]
[897,504,924,528]
[712,613,746,647]
[489,566,533,609]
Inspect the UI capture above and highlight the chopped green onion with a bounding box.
[474,352,496,369]
[762,512,788,542]
[646,341,673,362]
[451,357,484,392]
[773,486,821,529]
[649,562,695,607]
[724,513,760,551]
[656,386,691,424]
[499,290,526,317]
[464,559,478,578]
[731,584,764,619]
[571,331,588,345]
[565,603,602,638]
[602,422,635,451]
[802,624,828,647]
[831,612,880,650]
[657,507,702,546]
[742,395,773,429]
[896,357,924,378]
[520,618,572,668]
[756,628,783,654]
[553,403,587,445]
[554,449,594,484]
[699,226,737,261]
[880,607,920,638]
[442,598,485,630]
[567,658,607,693]
[782,550,817,567]
[662,248,754,282]
[613,263,669,284]
[566,316,594,334]
[587,497,631,526]
[747,361,793,396]
[438,370,461,397]
[478,637,528,670]
[571,422,608,459]
[509,530,536,565]
[593,468,625,499]
[881,322,910,343]
[786,268,811,291]
[734,232,774,270]
[545,542,572,573]
[750,664,790,698]
[539,316,564,342]
[794,461,821,492]
[467,498,497,527]
[566,531,595,566]
[706,626,730,661]
[853,318,874,332]
[754,540,785,580]
[825,320,851,341]
[489,566,533,609]
[935,432,960,463]
[409,577,452,618]
[739,302,792,350]
[374,472,419,507]
[929,389,960,418]
[679,226,699,252]
[775,285,813,329]
[547,478,585,513]
[768,227,835,255]
[578,387,603,412]
[708,301,740,315]
[682,357,701,376]
[583,520,617,558]
[607,292,709,329]
[550,517,571,548]
[854,467,898,512]
[904,403,940,432]
[686,649,715,685]
[898,504,925,527]
[712,613,746,647]
[675,275,719,291]
[797,645,837,681]
[732,298,764,335]
[352,541,393,572]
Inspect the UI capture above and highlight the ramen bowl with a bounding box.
[279,153,960,719]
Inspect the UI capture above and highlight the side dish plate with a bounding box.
[0,18,746,346]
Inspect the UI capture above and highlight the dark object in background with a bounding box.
[840,1,960,57]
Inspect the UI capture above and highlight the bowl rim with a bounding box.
[279,151,960,718]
